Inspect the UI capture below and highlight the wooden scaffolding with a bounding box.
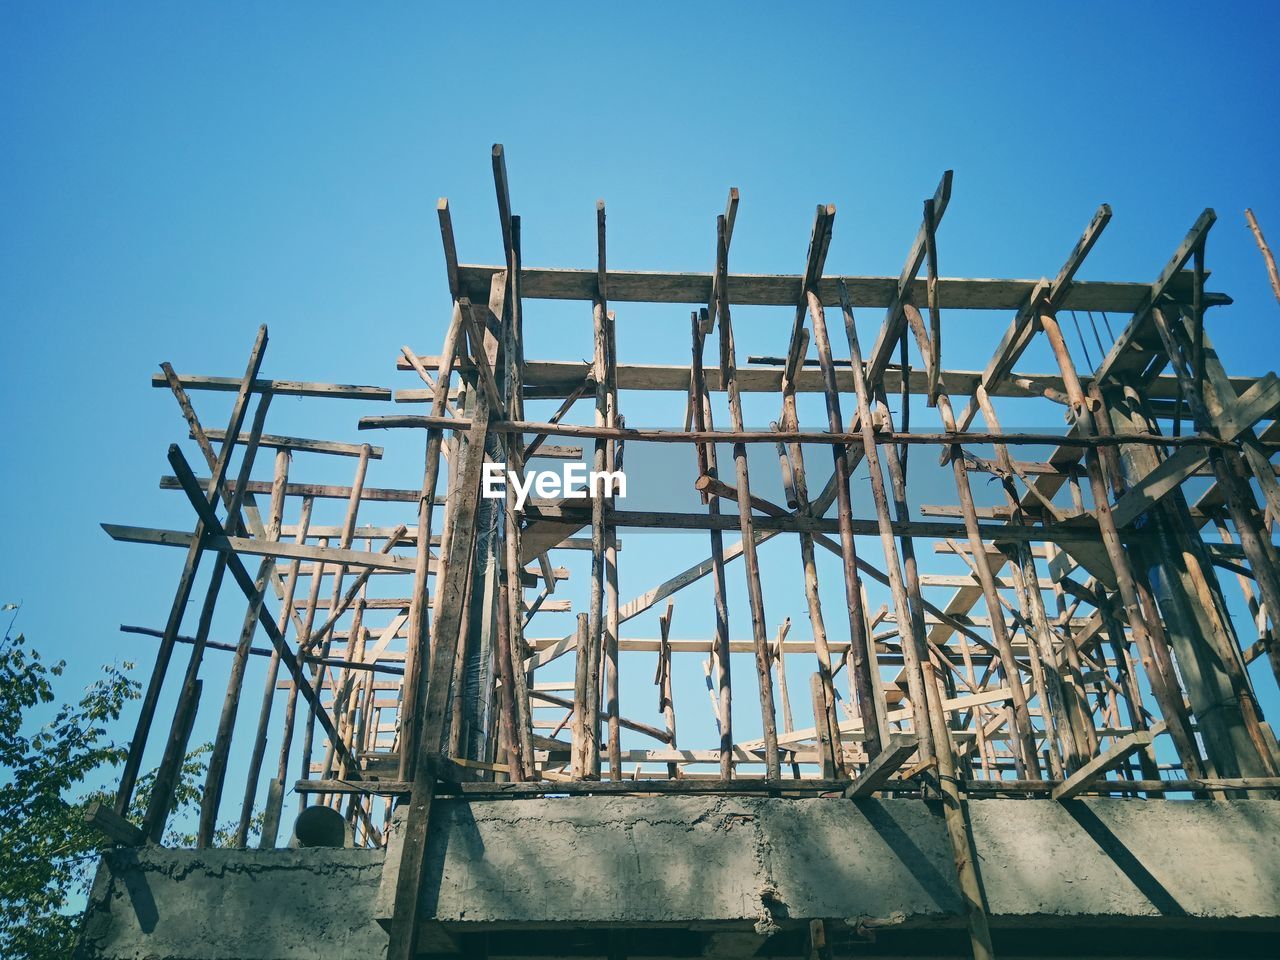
[101,146,1280,959]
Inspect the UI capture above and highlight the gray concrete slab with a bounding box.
[77,797,1280,959]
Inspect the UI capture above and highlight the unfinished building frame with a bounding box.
[97,146,1280,959]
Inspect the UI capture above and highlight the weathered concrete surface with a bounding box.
[78,797,1280,958]
[77,847,388,959]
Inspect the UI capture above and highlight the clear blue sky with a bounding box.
[3,2,1280,795]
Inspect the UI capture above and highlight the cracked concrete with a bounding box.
[77,797,1280,958]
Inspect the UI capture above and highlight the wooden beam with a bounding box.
[396,356,1260,401]
[452,262,1222,313]
[83,801,144,847]
[843,734,918,799]
[1051,729,1156,801]
[151,373,391,401]
[198,428,383,459]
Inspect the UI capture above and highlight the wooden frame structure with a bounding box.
[103,146,1280,959]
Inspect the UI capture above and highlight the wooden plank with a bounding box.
[397,356,1260,401]
[1051,729,1156,801]
[84,800,144,847]
[198,428,383,459]
[102,524,417,572]
[363,414,1230,452]
[453,262,1216,313]
[843,734,918,798]
[160,475,442,504]
[151,372,391,400]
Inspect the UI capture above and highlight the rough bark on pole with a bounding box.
[399,300,465,781]
[1245,208,1280,306]
[501,214,536,779]
[604,309,622,780]
[690,310,734,778]
[494,577,524,781]
[657,601,679,778]
[833,282,932,764]
[904,303,1041,780]
[572,612,590,777]
[387,388,491,960]
[715,214,781,781]
[1040,308,1209,779]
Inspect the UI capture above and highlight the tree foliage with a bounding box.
[0,632,259,960]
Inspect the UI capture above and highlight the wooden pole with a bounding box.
[657,601,679,778]
[144,387,274,842]
[399,300,465,780]
[690,310,734,778]
[1245,208,1280,306]
[833,283,932,763]
[904,303,1041,779]
[604,309,623,780]
[572,612,590,777]
[1040,308,1209,778]
[237,494,311,847]
[715,214,781,780]
[387,386,492,960]
[115,326,268,817]
[197,447,289,845]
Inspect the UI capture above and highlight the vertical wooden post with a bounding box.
[833,283,932,764]
[1040,308,1209,778]
[399,298,465,781]
[387,387,492,960]
[690,310,734,778]
[714,214,781,781]
[603,309,623,780]
[494,576,524,781]
[572,612,591,777]
[501,215,536,779]
[657,601,679,778]
[904,304,1041,779]
[810,673,837,779]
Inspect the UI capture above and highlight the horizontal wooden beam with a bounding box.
[395,357,1264,402]
[198,428,383,459]
[103,523,417,572]
[455,264,1221,313]
[151,372,391,401]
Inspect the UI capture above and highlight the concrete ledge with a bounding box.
[77,797,1280,958]
[77,847,388,959]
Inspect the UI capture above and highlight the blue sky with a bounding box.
[4,2,1280,802]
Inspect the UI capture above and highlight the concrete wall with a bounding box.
[77,797,1280,959]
